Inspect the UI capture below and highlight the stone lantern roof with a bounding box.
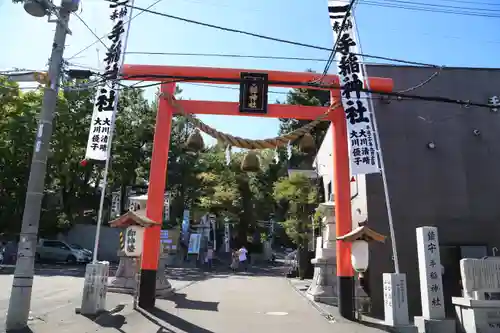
[108,210,159,228]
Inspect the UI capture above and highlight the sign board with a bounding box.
[124,225,144,257]
[187,233,201,254]
[160,228,180,254]
[383,273,410,326]
[239,72,268,114]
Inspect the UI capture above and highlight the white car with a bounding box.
[36,239,91,264]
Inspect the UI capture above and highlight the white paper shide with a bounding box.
[328,0,380,175]
[85,0,131,161]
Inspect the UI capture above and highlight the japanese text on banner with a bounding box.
[85,0,131,161]
[328,1,380,175]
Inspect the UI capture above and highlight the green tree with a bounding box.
[279,70,331,169]
[273,172,317,278]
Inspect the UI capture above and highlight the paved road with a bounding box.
[12,265,385,333]
[0,264,200,332]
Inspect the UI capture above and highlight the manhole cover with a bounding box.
[265,311,289,316]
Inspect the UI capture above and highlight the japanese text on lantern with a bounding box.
[84,0,131,161]
[328,1,380,175]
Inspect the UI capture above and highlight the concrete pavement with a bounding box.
[0,265,201,332]
[8,266,388,333]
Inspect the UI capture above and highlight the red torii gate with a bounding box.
[121,64,393,316]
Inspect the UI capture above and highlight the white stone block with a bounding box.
[383,273,410,327]
[81,262,110,315]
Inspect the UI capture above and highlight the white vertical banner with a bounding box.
[327,1,381,175]
[163,192,170,222]
[110,190,121,219]
[84,0,133,160]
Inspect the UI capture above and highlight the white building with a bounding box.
[313,123,368,230]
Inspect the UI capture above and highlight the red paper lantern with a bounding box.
[79,159,88,167]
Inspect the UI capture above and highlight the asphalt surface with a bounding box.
[1,263,386,333]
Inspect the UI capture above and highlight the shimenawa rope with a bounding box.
[160,93,341,150]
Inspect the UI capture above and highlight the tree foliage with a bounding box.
[273,172,317,245]
[0,73,327,249]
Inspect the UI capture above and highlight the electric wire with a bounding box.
[125,50,439,68]
[111,72,492,108]
[359,0,500,18]
[372,0,500,12]
[123,50,444,93]
[66,0,165,61]
[73,12,109,49]
[108,2,440,68]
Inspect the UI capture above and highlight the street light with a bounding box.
[23,0,50,17]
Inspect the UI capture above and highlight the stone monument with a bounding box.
[453,257,500,333]
[80,261,110,315]
[306,200,338,305]
[414,226,455,333]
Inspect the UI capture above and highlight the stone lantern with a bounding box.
[306,200,338,305]
[107,195,172,297]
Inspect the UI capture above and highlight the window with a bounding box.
[327,181,332,201]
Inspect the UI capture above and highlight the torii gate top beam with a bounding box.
[121,64,394,92]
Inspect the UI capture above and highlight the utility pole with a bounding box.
[5,0,76,330]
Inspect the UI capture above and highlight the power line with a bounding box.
[360,0,500,18]
[376,0,500,12]
[114,72,493,108]
[73,12,108,49]
[434,0,500,6]
[112,3,440,68]
[124,51,388,65]
[66,0,165,61]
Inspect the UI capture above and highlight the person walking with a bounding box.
[238,245,248,272]
[230,249,239,272]
[205,245,214,271]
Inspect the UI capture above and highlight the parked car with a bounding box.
[36,239,92,264]
[69,243,93,258]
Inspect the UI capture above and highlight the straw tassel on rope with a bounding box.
[299,132,316,154]
[185,128,205,152]
[241,150,261,172]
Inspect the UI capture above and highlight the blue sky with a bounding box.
[1,0,499,143]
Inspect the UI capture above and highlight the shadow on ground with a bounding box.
[168,292,219,311]
[138,306,216,333]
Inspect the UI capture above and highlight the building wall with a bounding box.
[58,224,121,262]
[314,124,367,230]
[364,65,500,318]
